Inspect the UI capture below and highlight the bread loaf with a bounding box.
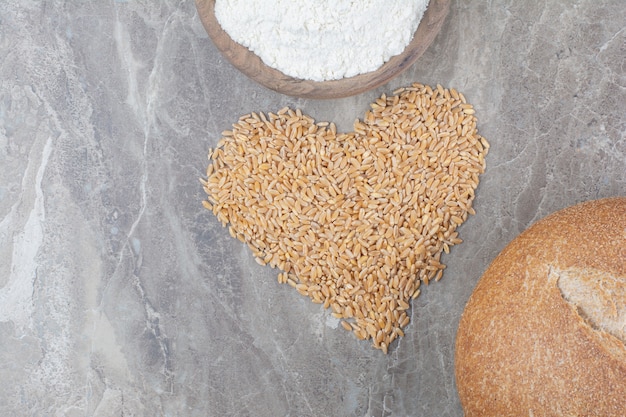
[455,197,626,417]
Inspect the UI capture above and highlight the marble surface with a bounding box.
[0,0,624,416]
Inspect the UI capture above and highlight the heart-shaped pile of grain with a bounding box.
[201,83,488,353]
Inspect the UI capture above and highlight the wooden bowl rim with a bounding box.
[195,0,451,99]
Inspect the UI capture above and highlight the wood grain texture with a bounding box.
[195,0,450,99]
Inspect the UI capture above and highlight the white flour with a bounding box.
[215,0,430,82]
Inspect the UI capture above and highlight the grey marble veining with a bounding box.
[0,1,624,416]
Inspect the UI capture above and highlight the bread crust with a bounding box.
[455,197,626,417]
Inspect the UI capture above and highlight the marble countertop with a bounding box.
[0,1,624,416]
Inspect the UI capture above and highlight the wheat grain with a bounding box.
[202,83,488,353]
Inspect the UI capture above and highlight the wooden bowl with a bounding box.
[195,0,451,99]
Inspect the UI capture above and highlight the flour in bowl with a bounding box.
[214,0,430,82]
